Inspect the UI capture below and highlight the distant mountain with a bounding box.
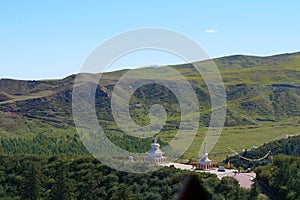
[0,52,299,136]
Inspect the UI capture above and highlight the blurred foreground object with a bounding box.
[177,174,209,200]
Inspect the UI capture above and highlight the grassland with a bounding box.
[0,52,299,162]
[181,120,300,162]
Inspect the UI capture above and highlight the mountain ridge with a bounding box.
[0,52,299,137]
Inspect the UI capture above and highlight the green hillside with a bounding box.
[0,52,299,161]
[224,134,300,169]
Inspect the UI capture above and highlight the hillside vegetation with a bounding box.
[255,154,300,200]
[0,52,299,161]
[224,135,300,169]
[0,154,258,200]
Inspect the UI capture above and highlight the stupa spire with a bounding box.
[203,142,207,154]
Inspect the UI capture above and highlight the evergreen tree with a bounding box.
[249,179,259,200]
[110,183,134,200]
[78,172,101,200]
[215,176,240,200]
[50,165,75,200]
[21,162,42,200]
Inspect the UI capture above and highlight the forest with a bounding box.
[0,132,299,199]
[255,155,300,200]
[0,154,260,200]
[0,132,161,156]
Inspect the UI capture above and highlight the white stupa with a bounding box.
[143,135,170,164]
[197,143,212,170]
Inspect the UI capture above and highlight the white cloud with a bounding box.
[204,29,218,33]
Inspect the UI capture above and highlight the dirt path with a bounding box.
[0,90,54,105]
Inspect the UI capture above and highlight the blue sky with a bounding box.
[0,0,299,80]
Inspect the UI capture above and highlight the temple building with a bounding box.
[196,143,213,170]
[143,135,171,164]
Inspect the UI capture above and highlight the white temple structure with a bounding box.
[143,135,170,164]
[197,143,212,170]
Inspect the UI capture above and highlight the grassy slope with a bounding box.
[173,52,300,160]
[0,52,299,161]
[183,120,300,162]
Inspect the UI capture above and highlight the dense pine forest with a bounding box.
[0,133,166,156]
[0,134,299,199]
[0,154,260,200]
